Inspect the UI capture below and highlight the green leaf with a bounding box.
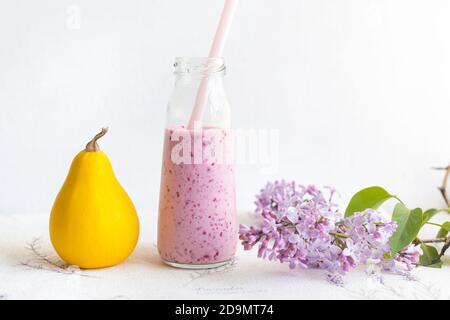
[389,203,423,255]
[345,186,400,218]
[436,221,450,239]
[423,209,438,223]
[419,244,443,268]
[423,207,450,223]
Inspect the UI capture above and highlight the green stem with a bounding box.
[418,238,447,244]
[425,221,444,228]
[393,195,405,205]
[329,232,349,239]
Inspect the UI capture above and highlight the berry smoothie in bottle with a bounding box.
[157,58,237,268]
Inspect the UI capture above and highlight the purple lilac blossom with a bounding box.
[239,181,421,281]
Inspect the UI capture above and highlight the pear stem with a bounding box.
[85,127,109,152]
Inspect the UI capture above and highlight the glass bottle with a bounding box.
[157,57,237,269]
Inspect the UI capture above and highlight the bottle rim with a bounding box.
[173,57,226,76]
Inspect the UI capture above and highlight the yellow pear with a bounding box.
[50,128,139,269]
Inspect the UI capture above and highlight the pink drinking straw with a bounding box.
[187,0,239,129]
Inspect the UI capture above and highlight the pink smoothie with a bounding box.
[157,127,237,266]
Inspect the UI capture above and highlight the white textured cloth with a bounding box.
[0,213,449,300]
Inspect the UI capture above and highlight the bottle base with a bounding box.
[162,258,233,270]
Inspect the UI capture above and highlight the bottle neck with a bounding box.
[167,57,230,129]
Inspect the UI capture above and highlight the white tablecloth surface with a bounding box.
[0,213,449,300]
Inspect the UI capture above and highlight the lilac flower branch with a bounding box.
[239,181,420,284]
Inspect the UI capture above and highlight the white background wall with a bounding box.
[1,0,449,217]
